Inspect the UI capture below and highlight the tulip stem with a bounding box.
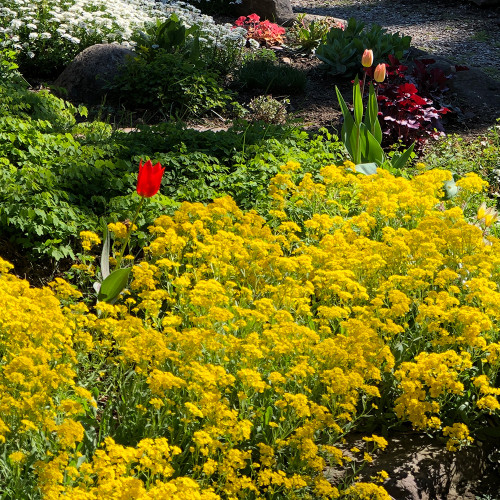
[355,72,367,165]
[115,196,145,268]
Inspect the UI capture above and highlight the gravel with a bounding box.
[290,0,500,81]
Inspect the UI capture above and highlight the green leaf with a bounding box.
[352,76,363,125]
[391,142,415,170]
[335,86,355,157]
[360,123,385,165]
[264,406,273,426]
[97,267,131,303]
[100,219,110,280]
[355,162,378,175]
[364,83,382,143]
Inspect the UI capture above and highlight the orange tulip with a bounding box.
[136,159,165,198]
[361,49,373,68]
[374,63,386,82]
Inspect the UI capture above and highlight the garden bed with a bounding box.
[1,1,500,499]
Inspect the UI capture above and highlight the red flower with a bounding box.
[136,159,164,198]
[234,16,246,26]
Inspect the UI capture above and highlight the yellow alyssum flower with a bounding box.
[79,230,101,251]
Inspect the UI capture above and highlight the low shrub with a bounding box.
[108,50,232,119]
[236,59,307,93]
[376,55,451,149]
[248,95,290,124]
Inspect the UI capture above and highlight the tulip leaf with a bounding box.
[97,267,131,303]
[360,123,385,165]
[353,76,363,125]
[355,162,378,175]
[100,220,110,280]
[364,83,382,143]
[391,142,415,171]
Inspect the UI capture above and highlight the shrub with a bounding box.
[248,95,290,124]
[1,160,498,498]
[376,55,451,149]
[107,50,232,119]
[237,59,307,93]
[316,17,411,77]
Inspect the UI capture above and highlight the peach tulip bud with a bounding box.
[361,49,373,68]
[374,63,386,82]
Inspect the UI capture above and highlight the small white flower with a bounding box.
[248,38,260,50]
[28,32,38,40]
[11,19,24,29]
[27,51,35,58]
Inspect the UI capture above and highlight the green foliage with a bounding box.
[241,46,278,65]
[0,72,345,261]
[131,14,200,62]
[316,17,411,77]
[336,76,414,169]
[288,14,342,54]
[236,59,307,93]
[108,50,231,119]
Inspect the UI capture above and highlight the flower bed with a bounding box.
[1,161,499,498]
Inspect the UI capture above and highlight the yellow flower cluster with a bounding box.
[0,257,95,456]
[2,162,499,498]
[79,231,101,251]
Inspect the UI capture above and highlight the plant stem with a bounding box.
[115,196,145,268]
[355,72,367,165]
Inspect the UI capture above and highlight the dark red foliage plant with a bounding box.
[373,55,452,150]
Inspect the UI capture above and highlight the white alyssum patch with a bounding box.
[0,0,245,67]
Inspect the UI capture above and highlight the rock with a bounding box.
[234,0,295,25]
[332,433,500,499]
[53,44,135,105]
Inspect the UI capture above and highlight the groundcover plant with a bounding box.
[1,159,499,499]
[0,0,246,76]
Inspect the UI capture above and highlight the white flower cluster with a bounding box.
[0,0,246,66]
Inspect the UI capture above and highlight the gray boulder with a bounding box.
[234,0,295,24]
[53,44,135,105]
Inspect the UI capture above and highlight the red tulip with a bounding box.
[374,63,386,82]
[136,159,164,198]
[361,49,373,68]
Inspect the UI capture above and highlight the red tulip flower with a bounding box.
[136,159,164,198]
